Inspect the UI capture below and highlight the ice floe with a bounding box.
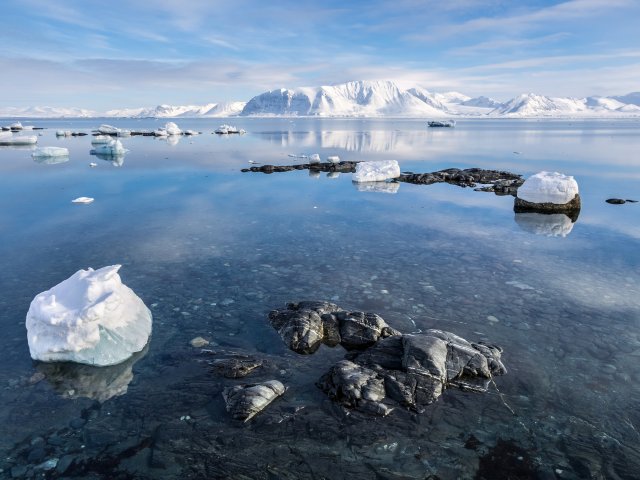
[352,160,400,183]
[0,133,38,145]
[91,135,112,145]
[72,197,94,204]
[91,139,128,156]
[26,265,152,366]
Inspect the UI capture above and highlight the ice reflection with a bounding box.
[326,172,340,179]
[36,344,148,402]
[94,153,125,167]
[353,181,400,194]
[514,212,576,237]
[157,135,181,146]
[309,170,321,178]
[32,155,69,165]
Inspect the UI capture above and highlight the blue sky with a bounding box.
[1,0,639,110]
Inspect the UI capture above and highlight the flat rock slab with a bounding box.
[222,380,286,422]
[211,357,262,378]
[514,194,581,219]
[242,161,359,173]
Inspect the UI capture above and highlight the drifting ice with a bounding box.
[72,197,94,204]
[517,171,579,205]
[164,122,181,135]
[26,265,152,366]
[0,133,38,145]
[352,160,400,183]
[91,139,128,156]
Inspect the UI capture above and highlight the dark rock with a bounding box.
[319,329,506,414]
[243,161,359,174]
[606,198,637,204]
[69,418,86,429]
[400,168,523,195]
[269,301,399,354]
[56,455,75,474]
[476,439,541,480]
[211,357,262,378]
[222,380,286,422]
[27,447,46,463]
[514,194,581,218]
[10,465,27,478]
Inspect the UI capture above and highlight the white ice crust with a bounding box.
[26,265,152,366]
[32,147,69,158]
[517,171,579,205]
[352,160,400,183]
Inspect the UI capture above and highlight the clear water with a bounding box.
[0,118,639,479]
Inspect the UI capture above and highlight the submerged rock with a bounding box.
[222,380,286,422]
[268,301,400,354]
[26,265,152,366]
[211,357,262,378]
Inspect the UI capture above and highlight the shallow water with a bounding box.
[0,118,639,479]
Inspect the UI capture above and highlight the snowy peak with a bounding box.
[105,102,246,118]
[492,93,640,117]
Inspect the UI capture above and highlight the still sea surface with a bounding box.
[0,118,639,479]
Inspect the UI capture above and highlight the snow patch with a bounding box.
[517,171,579,205]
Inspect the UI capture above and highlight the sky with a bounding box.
[1,0,639,110]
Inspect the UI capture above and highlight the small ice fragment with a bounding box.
[309,154,321,164]
[353,160,400,183]
[72,197,94,204]
[89,162,97,167]
[327,155,340,164]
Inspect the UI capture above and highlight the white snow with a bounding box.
[26,265,152,366]
[309,153,321,164]
[327,155,340,164]
[514,213,574,237]
[517,171,579,205]
[154,129,169,136]
[164,122,182,135]
[352,160,400,183]
[72,197,94,204]
[91,139,128,156]
[215,124,245,134]
[31,147,69,158]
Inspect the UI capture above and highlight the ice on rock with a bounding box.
[26,265,152,366]
[56,130,72,137]
[164,122,181,135]
[31,147,69,158]
[327,155,340,164]
[309,153,321,164]
[91,139,128,156]
[154,129,168,137]
[10,122,23,130]
[517,171,579,205]
[352,160,400,183]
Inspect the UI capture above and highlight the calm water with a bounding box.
[0,118,639,479]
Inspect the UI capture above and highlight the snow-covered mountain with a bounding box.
[105,102,246,118]
[490,93,640,117]
[240,81,450,117]
[2,82,640,118]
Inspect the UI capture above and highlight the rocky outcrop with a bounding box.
[400,168,523,195]
[319,330,506,414]
[268,301,400,354]
[222,380,286,422]
[241,161,359,174]
[514,194,581,219]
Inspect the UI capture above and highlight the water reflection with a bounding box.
[309,170,321,178]
[94,153,125,167]
[36,344,148,402]
[32,155,69,165]
[353,181,400,194]
[157,135,181,146]
[327,172,340,179]
[514,212,576,237]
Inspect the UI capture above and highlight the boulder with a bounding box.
[515,171,580,214]
[222,380,286,422]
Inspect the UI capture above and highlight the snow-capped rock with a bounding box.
[611,92,640,106]
[516,171,579,204]
[352,160,400,183]
[104,102,246,118]
[26,265,152,366]
[164,122,181,135]
[327,155,340,164]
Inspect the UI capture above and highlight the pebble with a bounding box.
[487,315,499,323]
[190,336,210,348]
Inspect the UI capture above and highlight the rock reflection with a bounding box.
[353,181,400,194]
[514,212,577,237]
[326,172,340,179]
[36,344,148,402]
[308,170,320,178]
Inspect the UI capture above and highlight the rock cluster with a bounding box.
[399,168,523,194]
[222,380,286,422]
[268,301,400,354]
[269,301,506,415]
[241,161,359,174]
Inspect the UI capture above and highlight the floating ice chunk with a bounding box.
[354,181,400,194]
[215,124,245,134]
[0,134,38,145]
[116,129,131,137]
[26,265,152,366]
[516,171,579,205]
[91,135,112,145]
[89,162,97,167]
[97,124,120,135]
[514,212,575,237]
[164,122,181,135]
[10,121,23,130]
[72,197,94,204]
[309,153,321,164]
[154,129,168,137]
[56,130,72,137]
[32,147,69,158]
[327,155,340,164]
[353,160,400,183]
[91,139,128,156]
[183,130,199,136]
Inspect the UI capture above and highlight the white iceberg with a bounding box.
[0,134,38,145]
[32,147,69,158]
[514,212,575,237]
[26,265,152,366]
[91,139,128,156]
[352,160,400,183]
[309,153,321,164]
[154,129,168,137]
[91,135,112,145]
[10,121,23,130]
[164,122,181,135]
[354,181,400,194]
[72,197,94,204]
[516,171,579,205]
[215,124,245,134]
[327,155,340,164]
